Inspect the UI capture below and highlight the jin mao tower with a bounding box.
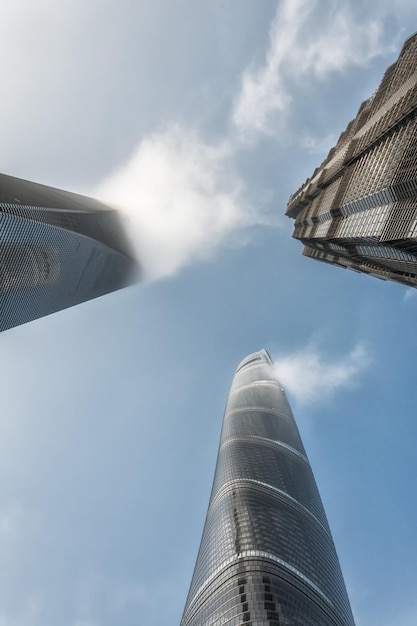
[180,350,355,626]
[286,33,417,287]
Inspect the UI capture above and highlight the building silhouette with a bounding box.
[180,350,355,626]
[0,172,137,332]
[286,33,417,288]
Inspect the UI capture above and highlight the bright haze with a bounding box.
[1,2,416,626]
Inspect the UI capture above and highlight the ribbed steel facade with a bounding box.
[286,32,417,288]
[0,173,137,331]
[181,350,355,626]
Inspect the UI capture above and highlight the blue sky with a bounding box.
[1,1,417,625]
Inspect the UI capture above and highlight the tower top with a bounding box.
[235,348,272,373]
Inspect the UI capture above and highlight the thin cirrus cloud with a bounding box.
[232,0,392,137]
[95,126,265,281]
[273,344,371,406]
[403,287,417,302]
[95,0,405,282]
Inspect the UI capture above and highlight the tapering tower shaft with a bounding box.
[181,349,355,626]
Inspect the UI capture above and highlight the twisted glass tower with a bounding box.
[181,350,355,626]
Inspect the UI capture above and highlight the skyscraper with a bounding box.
[286,32,417,288]
[0,172,137,332]
[180,349,355,626]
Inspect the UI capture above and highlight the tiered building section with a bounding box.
[0,173,137,331]
[180,350,355,626]
[286,33,417,287]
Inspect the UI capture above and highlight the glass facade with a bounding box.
[181,350,355,626]
[0,173,137,331]
[286,33,417,288]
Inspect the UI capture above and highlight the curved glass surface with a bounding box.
[0,173,137,331]
[181,350,355,626]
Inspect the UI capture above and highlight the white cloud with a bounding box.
[96,126,265,281]
[273,343,371,406]
[233,0,393,137]
[403,287,417,301]
[233,0,310,135]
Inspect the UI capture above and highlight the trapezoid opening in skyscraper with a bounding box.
[0,172,138,332]
[286,32,417,288]
[180,349,355,626]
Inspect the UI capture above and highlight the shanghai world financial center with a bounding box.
[3,29,417,626]
[0,172,136,332]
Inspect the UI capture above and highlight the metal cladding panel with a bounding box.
[286,33,417,288]
[181,350,355,626]
[0,176,137,332]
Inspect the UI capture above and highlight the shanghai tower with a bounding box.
[180,350,355,626]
